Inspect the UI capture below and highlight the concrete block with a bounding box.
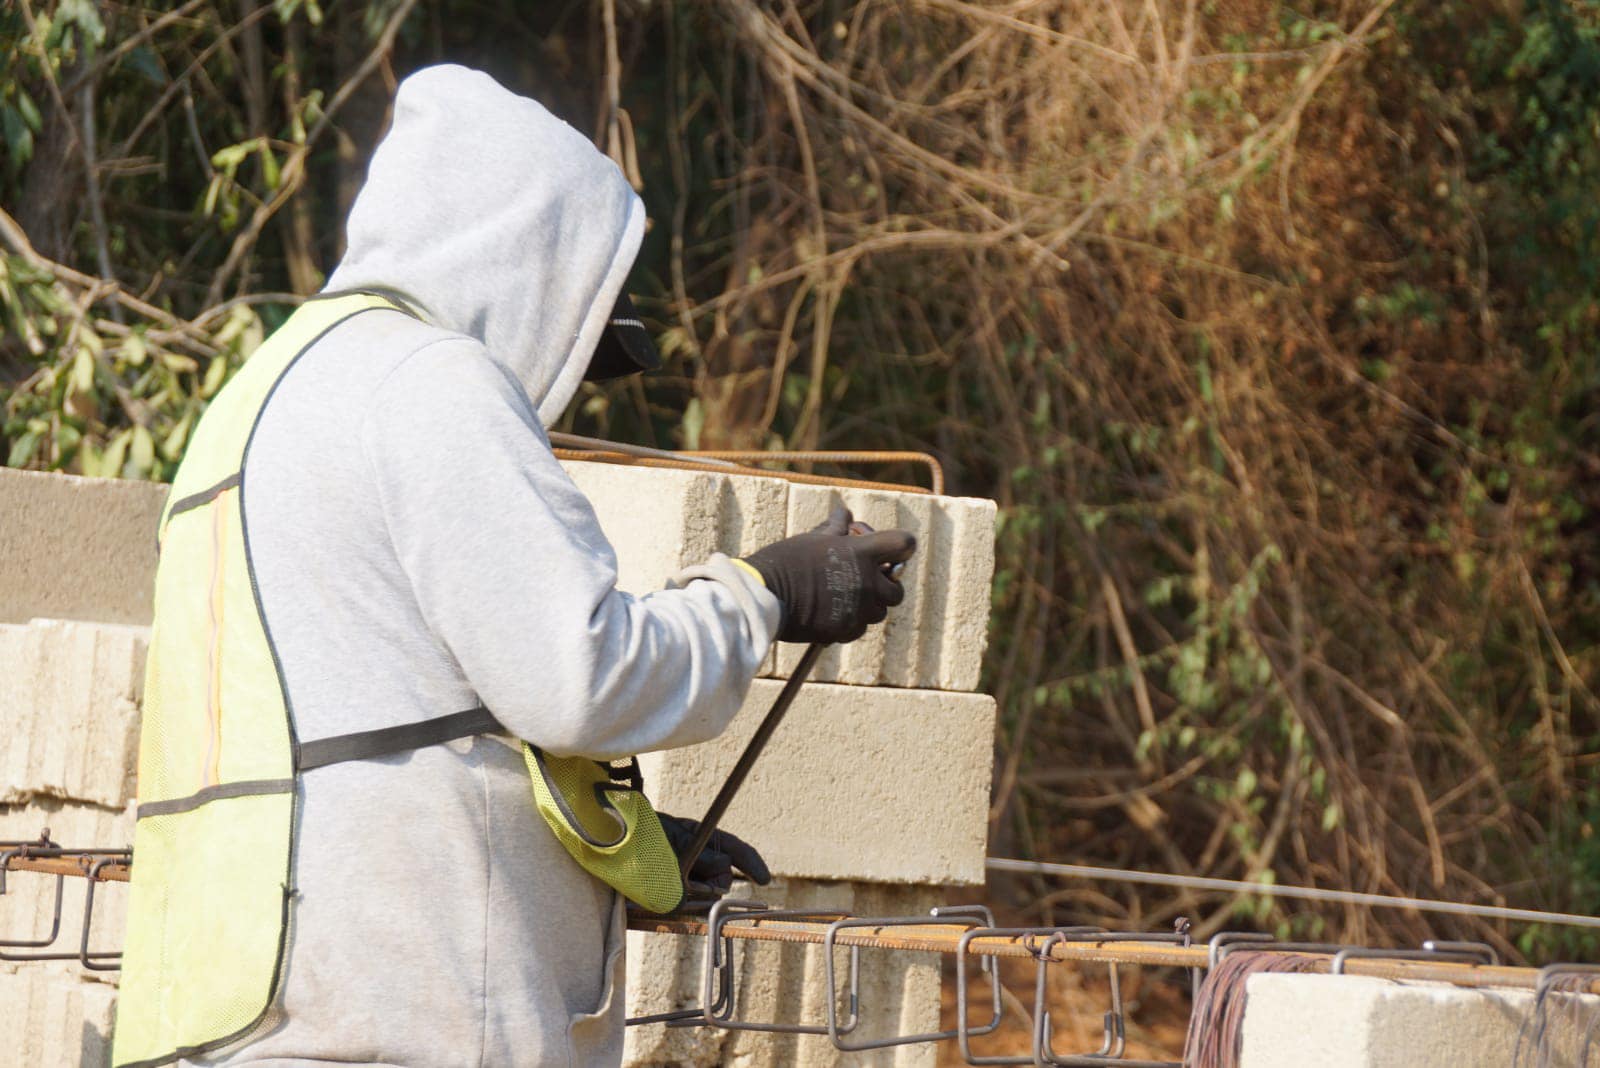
[639,679,995,886]
[0,467,166,627]
[1,623,28,740]
[775,485,996,691]
[0,801,135,989]
[1,620,147,807]
[624,880,946,1067]
[0,968,117,1067]
[777,487,896,686]
[561,462,791,596]
[562,459,997,692]
[1238,973,1593,1067]
[922,494,997,692]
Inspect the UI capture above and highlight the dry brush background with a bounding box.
[3,0,1599,963]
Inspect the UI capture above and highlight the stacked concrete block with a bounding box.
[2,619,147,807]
[0,464,1000,1063]
[0,472,156,1067]
[623,880,949,1068]
[561,462,790,594]
[0,467,166,627]
[562,460,999,692]
[0,612,145,1006]
[1238,973,1594,1067]
[775,484,995,691]
[639,678,996,886]
[571,459,999,1064]
[627,738,994,1054]
[0,968,116,1067]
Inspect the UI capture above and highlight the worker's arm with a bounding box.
[361,338,779,759]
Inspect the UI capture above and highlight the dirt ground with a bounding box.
[935,956,1193,1065]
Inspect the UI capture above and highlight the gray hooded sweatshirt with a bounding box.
[197,65,779,1066]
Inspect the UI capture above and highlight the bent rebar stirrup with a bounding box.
[0,830,129,970]
[623,896,1198,1067]
[7,842,1600,1066]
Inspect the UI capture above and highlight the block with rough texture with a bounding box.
[921,493,997,692]
[0,467,167,627]
[560,461,790,595]
[775,485,995,691]
[0,464,997,689]
[561,459,997,692]
[1,620,147,807]
[639,679,995,886]
[1239,973,1591,1067]
[0,801,135,989]
[0,968,117,1067]
[623,880,946,1067]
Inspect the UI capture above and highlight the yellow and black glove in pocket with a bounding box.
[523,745,685,914]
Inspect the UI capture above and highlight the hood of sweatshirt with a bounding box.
[324,64,644,426]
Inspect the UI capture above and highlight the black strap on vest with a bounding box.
[296,707,504,771]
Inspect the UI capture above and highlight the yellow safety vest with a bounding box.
[113,293,682,1068]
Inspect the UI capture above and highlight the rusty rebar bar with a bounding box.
[548,433,945,494]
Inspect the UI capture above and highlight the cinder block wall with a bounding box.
[1,470,161,1066]
[0,462,998,1067]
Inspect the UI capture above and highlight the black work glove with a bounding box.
[658,814,772,896]
[743,505,917,644]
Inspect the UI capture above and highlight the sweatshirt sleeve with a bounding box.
[359,338,780,759]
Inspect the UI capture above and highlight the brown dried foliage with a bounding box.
[659,0,1599,959]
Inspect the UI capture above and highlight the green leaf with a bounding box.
[161,411,194,461]
[211,142,251,173]
[52,0,107,53]
[78,441,103,478]
[122,332,147,368]
[680,397,704,450]
[130,425,155,475]
[8,429,40,467]
[101,429,132,478]
[14,91,41,132]
[203,174,223,217]
[213,304,260,350]
[159,351,199,374]
[259,143,281,190]
[70,345,95,393]
[202,354,229,397]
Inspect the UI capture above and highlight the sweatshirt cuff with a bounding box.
[668,552,782,648]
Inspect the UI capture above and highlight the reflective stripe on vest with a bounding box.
[112,292,499,1068]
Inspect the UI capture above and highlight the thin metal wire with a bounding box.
[987,857,1600,930]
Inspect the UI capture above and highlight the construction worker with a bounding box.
[113,64,915,1067]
